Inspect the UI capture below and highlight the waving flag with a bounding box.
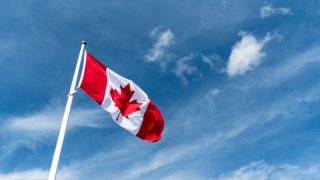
[79,52,164,142]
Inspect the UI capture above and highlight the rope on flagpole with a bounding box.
[48,41,86,180]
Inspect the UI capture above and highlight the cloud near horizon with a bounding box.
[219,161,320,180]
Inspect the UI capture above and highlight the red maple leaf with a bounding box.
[110,83,143,120]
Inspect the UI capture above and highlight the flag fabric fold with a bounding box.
[79,51,164,142]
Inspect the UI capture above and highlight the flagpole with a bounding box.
[48,41,86,180]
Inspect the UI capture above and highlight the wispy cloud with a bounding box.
[0,99,108,158]
[161,171,205,180]
[260,4,292,18]
[145,27,225,85]
[172,53,200,85]
[226,32,272,77]
[0,167,80,180]
[171,52,224,85]
[0,169,48,180]
[201,53,224,72]
[206,88,220,102]
[218,161,320,180]
[144,27,174,71]
[120,125,247,179]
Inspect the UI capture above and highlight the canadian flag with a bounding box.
[79,51,164,142]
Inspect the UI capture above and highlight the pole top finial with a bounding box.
[81,41,87,45]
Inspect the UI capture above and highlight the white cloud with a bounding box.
[0,169,48,180]
[260,4,292,18]
[218,161,320,180]
[206,88,220,102]
[161,171,205,180]
[172,53,199,85]
[201,53,224,71]
[145,27,226,84]
[169,52,224,85]
[6,105,104,132]
[0,167,80,180]
[0,100,108,158]
[144,27,174,71]
[226,32,272,76]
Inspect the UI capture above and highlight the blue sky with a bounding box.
[1,0,320,179]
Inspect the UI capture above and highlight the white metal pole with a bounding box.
[48,41,86,180]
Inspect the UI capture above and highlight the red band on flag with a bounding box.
[80,52,108,105]
[136,100,165,142]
